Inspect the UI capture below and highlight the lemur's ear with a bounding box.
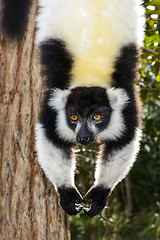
[48,89,70,111]
[106,88,129,110]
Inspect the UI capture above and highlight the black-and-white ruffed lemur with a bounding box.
[1,0,145,217]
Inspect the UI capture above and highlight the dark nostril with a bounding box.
[85,137,90,143]
[77,136,91,145]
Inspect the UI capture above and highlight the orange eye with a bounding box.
[71,115,78,121]
[93,114,101,120]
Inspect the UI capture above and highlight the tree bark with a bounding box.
[0,1,70,239]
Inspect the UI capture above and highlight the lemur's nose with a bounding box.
[77,136,91,145]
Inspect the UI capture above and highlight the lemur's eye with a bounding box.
[93,114,101,120]
[71,115,78,121]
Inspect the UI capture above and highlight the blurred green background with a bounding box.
[70,0,160,239]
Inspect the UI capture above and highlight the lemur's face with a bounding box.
[66,87,112,145]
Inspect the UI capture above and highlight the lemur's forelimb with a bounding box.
[84,129,141,217]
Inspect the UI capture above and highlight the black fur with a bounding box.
[84,186,111,217]
[66,87,111,109]
[0,0,32,39]
[58,186,83,215]
[112,43,139,88]
[40,39,73,90]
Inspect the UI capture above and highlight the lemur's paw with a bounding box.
[83,186,111,217]
[58,186,83,215]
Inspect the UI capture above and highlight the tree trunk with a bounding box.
[0,1,70,239]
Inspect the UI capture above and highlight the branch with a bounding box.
[142,46,159,55]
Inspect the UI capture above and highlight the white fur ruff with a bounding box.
[97,88,129,141]
[49,89,77,143]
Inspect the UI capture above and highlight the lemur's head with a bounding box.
[65,87,112,145]
[49,87,129,144]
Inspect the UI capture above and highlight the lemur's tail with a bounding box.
[0,0,33,39]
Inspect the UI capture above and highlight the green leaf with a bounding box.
[147,0,160,7]
[156,75,160,82]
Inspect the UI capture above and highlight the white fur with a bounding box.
[94,128,142,189]
[49,89,77,143]
[35,123,75,188]
[97,88,129,141]
[36,0,144,87]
